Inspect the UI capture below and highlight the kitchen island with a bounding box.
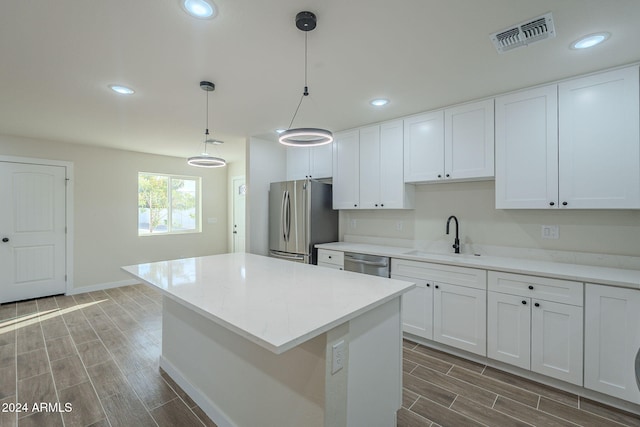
[122,253,414,427]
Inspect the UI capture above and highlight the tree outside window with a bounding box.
[138,173,201,235]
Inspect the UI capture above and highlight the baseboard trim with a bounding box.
[159,356,234,427]
[66,279,139,295]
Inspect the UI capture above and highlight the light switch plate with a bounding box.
[332,340,345,374]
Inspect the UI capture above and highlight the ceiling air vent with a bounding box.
[490,12,556,54]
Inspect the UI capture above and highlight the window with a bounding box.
[138,173,201,235]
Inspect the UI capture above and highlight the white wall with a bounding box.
[340,180,640,257]
[0,134,230,290]
[246,137,286,256]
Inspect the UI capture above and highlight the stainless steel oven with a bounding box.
[343,252,390,278]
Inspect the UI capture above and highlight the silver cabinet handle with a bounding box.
[635,346,640,391]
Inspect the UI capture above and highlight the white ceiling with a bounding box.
[1,0,639,165]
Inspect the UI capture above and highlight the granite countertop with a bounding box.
[122,252,415,354]
[316,242,640,289]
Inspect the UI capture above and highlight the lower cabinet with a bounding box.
[392,259,486,356]
[434,282,487,356]
[584,283,640,404]
[487,272,583,386]
[316,249,344,270]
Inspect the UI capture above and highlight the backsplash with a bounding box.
[338,180,640,263]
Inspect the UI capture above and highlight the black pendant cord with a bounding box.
[287,32,309,130]
[204,88,210,152]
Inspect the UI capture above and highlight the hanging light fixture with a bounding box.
[279,11,333,147]
[187,81,227,168]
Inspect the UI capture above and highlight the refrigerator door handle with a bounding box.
[635,346,640,391]
[285,191,291,242]
[269,250,306,262]
[281,190,287,241]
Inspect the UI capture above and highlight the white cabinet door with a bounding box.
[495,85,558,209]
[310,144,333,179]
[531,299,583,386]
[395,276,433,339]
[359,125,381,209]
[434,282,487,356]
[286,147,311,181]
[585,284,640,404]
[332,129,360,209]
[380,120,411,208]
[445,99,495,181]
[487,292,531,370]
[404,111,444,182]
[558,66,640,209]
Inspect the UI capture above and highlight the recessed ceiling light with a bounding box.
[108,85,135,95]
[180,0,217,19]
[570,32,610,50]
[275,129,287,134]
[370,98,389,107]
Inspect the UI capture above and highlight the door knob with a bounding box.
[1,238,8,243]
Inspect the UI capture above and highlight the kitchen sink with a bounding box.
[402,249,481,259]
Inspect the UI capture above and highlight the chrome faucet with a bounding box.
[446,215,460,254]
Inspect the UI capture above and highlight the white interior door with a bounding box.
[232,176,246,253]
[0,161,67,303]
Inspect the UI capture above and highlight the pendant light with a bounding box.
[187,81,227,168]
[279,11,333,147]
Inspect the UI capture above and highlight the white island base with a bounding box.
[160,295,402,427]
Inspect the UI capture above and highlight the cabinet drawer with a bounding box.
[317,262,343,270]
[488,271,583,306]
[392,259,486,290]
[317,249,344,266]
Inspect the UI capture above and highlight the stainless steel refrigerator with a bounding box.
[269,180,338,264]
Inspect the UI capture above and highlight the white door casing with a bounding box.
[0,159,70,303]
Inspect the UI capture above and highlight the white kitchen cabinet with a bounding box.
[332,129,360,209]
[487,272,583,386]
[286,144,333,181]
[488,292,531,370]
[585,283,640,404]
[531,299,583,386]
[558,66,640,209]
[496,65,640,209]
[403,111,444,182]
[360,120,414,209]
[495,85,558,209]
[404,99,494,183]
[317,249,344,270]
[392,274,433,339]
[434,282,487,356]
[393,259,486,356]
[444,99,495,181]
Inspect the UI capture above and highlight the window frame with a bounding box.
[137,172,202,236]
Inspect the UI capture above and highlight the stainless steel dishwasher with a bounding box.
[343,252,390,278]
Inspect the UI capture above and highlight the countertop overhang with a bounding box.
[316,242,640,289]
[122,253,415,354]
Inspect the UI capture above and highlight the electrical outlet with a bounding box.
[541,225,559,239]
[396,221,403,231]
[350,219,357,229]
[332,340,345,374]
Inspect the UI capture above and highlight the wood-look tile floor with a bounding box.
[2,284,639,427]
[399,339,640,427]
[0,284,217,427]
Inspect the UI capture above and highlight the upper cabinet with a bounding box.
[496,65,640,209]
[558,66,640,209]
[360,120,414,209]
[286,144,333,181]
[334,121,414,210]
[404,99,494,183]
[332,129,360,209]
[495,85,559,209]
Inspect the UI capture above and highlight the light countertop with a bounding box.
[122,253,414,354]
[316,242,640,289]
